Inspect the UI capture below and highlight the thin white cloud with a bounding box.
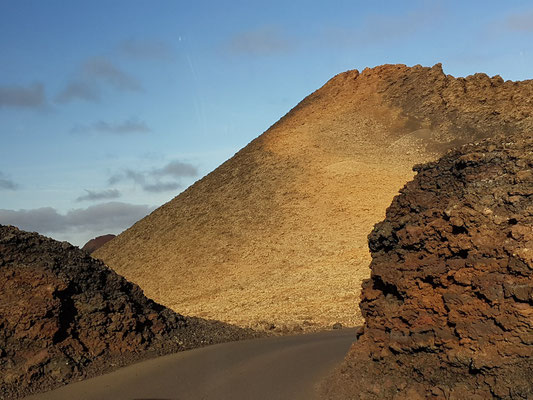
[82,57,142,91]
[226,26,294,56]
[323,4,444,47]
[108,169,145,186]
[76,189,121,202]
[70,118,151,135]
[0,82,45,108]
[152,160,198,178]
[55,80,100,103]
[142,181,181,193]
[0,172,18,190]
[108,160,198,193]
[118,38,176,61]
[505,10,533,32]
[0,202,154,234]
[56,56,142,104]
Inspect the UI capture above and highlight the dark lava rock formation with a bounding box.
[324,134,532,399]
[0,225,260,399]
[81,234,116,254]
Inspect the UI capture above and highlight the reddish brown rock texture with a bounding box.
[324,134,533,399]
[81,234,116,254]
[0,225,259,399]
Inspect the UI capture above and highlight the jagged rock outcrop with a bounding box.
[323,133,533,399]
[95,64,533,331]
[82,234,115,254]
[0,225,259,399]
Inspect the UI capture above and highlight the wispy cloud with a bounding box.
[504,10,533,32]
[141,181,181,193]
[56,56,142,104]
[70,118,151,135]
[55,80,100,103]
[118,38,176,61]
[323,4,444,47]
[0,82,46,108]
[82,57,142,91]
[0,202,154,234]
[151,160,198,178]
[109,160,198,193]
[0,172,18,190]
[108,169,145,186]
[226,26,294,56]
[76,189,121,202]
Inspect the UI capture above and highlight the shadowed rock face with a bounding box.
[94,64,533,331]
[81,234,116,254]
[0,225,259,399]
[323,134,533,399]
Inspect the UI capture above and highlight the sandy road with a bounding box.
[25,328,355,400]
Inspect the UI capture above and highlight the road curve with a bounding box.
[25,328,355,400]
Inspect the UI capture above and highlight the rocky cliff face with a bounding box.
[95,64,533,331]
[81,234,116,254]
[0,225,259,399]
[323,133,533,399]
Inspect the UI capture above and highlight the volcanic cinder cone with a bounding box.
[82,234,116,254]
[94,64,533,331]
[323,134,533,399]
[0,225,257,399]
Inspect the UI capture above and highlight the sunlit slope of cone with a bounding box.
[95,64,533,331]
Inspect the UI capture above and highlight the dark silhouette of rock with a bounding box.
[323,134,533,399]
[0,225,260,399]
[82,234,116,254]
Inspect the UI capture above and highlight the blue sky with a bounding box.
[1,0,532,245]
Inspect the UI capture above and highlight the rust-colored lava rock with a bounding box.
[324,134,533,399]
[81,234,116,254]
[0,225,259,399]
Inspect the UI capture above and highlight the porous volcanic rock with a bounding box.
[81,234,116,254]
[95,64,533,331]
[0,225,260,399]
[323,134,533,399]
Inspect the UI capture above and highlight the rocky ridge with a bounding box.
[0,225,260,399]
[81,234,116,254]
[95,64,533,331]
[323,133,533,399]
